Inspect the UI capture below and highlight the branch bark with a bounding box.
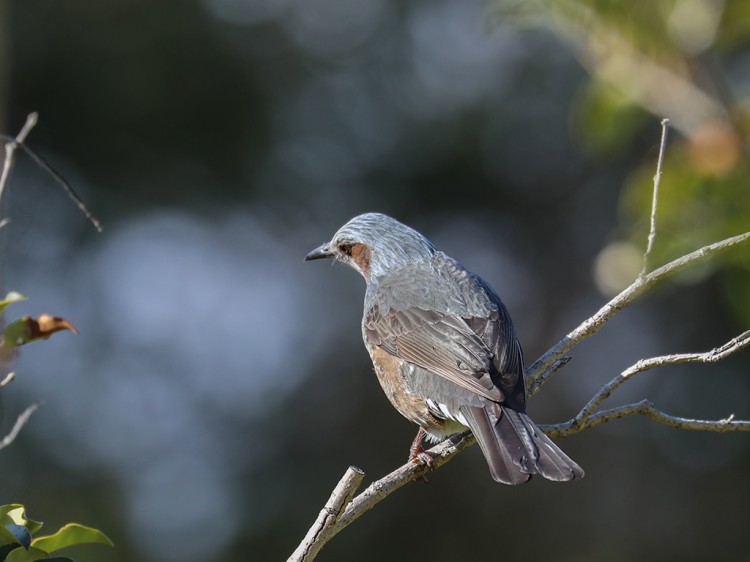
[544,400,749,437]
[288,467,365,562]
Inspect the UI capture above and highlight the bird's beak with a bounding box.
[304,243,334,261]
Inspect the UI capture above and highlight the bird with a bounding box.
[304,212,583,485]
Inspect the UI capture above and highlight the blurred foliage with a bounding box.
[494,0,750,319]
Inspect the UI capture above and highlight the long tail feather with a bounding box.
[460,404,584,484]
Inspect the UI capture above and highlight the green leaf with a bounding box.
[4,546,50,562]
[0,525,24,548]
[0,506,24,518]
[0,544,21,560]
[0,293,27,315]
[0,507,44,535]
[4,525,31,550]
[31,524,112,553]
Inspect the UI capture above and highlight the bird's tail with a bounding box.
[460,404,584,485]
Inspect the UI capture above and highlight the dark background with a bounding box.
[1,1,749,561]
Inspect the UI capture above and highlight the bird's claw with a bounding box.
[410,451,434,469]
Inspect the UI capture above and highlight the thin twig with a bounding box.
[0,113,102,232]
[0,371,14,387]
[573,330,750,425]
[526,356,571,395]
[0,403,40,451]
[11,140,103,232]
[542,400,750,437]
[640,118,670,277]
[527,230,750,395]
[0,113,38,205]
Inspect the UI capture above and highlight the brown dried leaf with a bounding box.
[3,314,78,348]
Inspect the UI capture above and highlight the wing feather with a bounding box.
[365,304,507,402]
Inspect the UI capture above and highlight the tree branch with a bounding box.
[574,330,750,424]
[543,400,750,437]
[539,330,750,437]
[288,467,365,562]
[289,120,750,561]
[286,432,476,562]
[0,112,38,206]
[0,403,40,452]
[640,118,670,277]
[0,371,15,387]
[0,112,102,231]
[526,229,750,396]
[333,432,475,532]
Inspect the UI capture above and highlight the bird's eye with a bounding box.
[338,244,352,256]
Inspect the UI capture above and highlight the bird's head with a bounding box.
[304,212,436,281]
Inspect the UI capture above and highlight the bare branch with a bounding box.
[527,230,750,395]
[0,112,38,206]
[526,356,570,395]
[288,467,365,562]
[542,400,750,437]
[0,403,40,451]
[12,140,103,232]
[333,432,474,532]
[291,118,750,562]
[294,323,750,560]
[534,330,750,438]
[640,118,670,277]
[0,112,102,232]
[288,433,475,561]
[0,371,14,387]
[575,330,750,423]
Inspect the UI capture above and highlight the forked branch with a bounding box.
[525,229,750,396]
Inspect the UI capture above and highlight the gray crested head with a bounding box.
[304,212,436,281]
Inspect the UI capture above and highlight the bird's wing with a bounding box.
[364,303,513,403]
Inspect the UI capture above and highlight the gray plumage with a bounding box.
[305,212,584,485]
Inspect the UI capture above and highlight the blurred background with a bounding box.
[1,0,749,560]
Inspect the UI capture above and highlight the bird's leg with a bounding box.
[408,427,434,469]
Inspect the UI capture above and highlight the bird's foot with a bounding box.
[408,428,434,478]
[410,450,435,468]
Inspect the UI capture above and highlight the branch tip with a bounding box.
[641,117,671,277]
